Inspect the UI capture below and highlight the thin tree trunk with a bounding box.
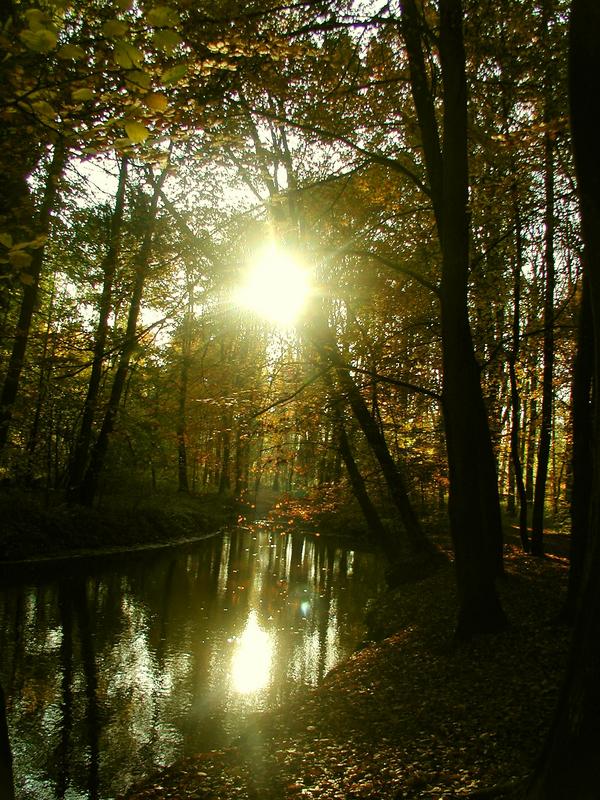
[308,316,433,557]
[531,83,557,555]
[78,168,166,506]
[0,141,66,454]
[177,281,193,494]
[67,157,128,499]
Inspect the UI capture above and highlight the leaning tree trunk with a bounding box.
[0,140,66,455]
[401,0,506,638]
[307,315,434,558]
[78,169,166,506]
[67,157,128,500]
[522,2,600,796]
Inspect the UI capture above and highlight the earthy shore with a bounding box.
[117,544,570,800]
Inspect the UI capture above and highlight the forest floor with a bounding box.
[117,537,571,800]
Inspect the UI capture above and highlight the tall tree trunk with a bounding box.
[77,169,166,506]
[401,0,506,637]
[531,64,557,554]
[0,141,66,454]
[177,281,193,494]
[67,157,128,499]
[523,2,600,795]
[509,202,530,551]
[564,273,594,620]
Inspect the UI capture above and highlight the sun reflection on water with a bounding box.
[230,609,274,694]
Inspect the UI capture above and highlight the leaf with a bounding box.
[144,92,168,112]
[152,29,181,54]
[114,41,144,69]
[0,233,13,249]
[57,43,86,60]
[102,19,129,38]
[125,70,152,91]
[9,250,33,269]
[124,121,150,143]
[20,28,58,53]
[72,88,94,102]
[19,272,35,285]
[161,64,187,85]
[24,9,49,30]
[147,5,179,27]
[32,100,56,119]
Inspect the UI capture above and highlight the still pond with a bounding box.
[0,523,384,799]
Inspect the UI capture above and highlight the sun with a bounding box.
[234,243,311,328]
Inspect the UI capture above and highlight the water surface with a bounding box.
[0,524,384,799]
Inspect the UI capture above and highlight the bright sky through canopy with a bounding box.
[234,243,311,328]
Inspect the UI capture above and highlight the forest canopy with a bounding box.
[0,0,577,630]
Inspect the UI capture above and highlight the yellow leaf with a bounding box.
[114,41,143,68]
[9,251,33,269]
[152,29,181,54]
[115,0,132,9]
[102,19,129,37]
[57,44,86,60]
[72,88,94,102]
[20,28,58,52]
[144,91,168,112]
[124,121,149,143]
[19,272,36,285]
[0,233,13,249]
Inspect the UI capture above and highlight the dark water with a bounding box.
[0,524,384,800]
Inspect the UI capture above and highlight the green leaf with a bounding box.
[0,233,13,249]
[72,87,94,102]
[24,9,49,30]
[161,63,187,85]
[114,41,144,69]
[124,121,150,143]
[125,70,152,91]
[19,271,36,285]
[32,100,56,119]
[57,43,86,60]
[9,250,33,269]
[152,29,181,54]
[102,19,129,38]
[147,5,179,27]
[20,28,58,52]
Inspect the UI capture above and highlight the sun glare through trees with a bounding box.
[233,243,312,329]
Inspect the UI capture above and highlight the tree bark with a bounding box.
[401,0,506,637]
[531,72,557,555]
[523,2,600,795]
[77,169,166,506]
[307,316,433,557]
[0,141,66,454]
[67,157,128,499]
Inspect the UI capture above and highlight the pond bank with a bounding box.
[0,489,240,563]
[118,547,570,800]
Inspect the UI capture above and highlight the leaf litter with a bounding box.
[118,545,569,800]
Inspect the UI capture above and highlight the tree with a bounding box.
[517,1,600,796]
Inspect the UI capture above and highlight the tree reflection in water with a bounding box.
[0,526,384,800]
